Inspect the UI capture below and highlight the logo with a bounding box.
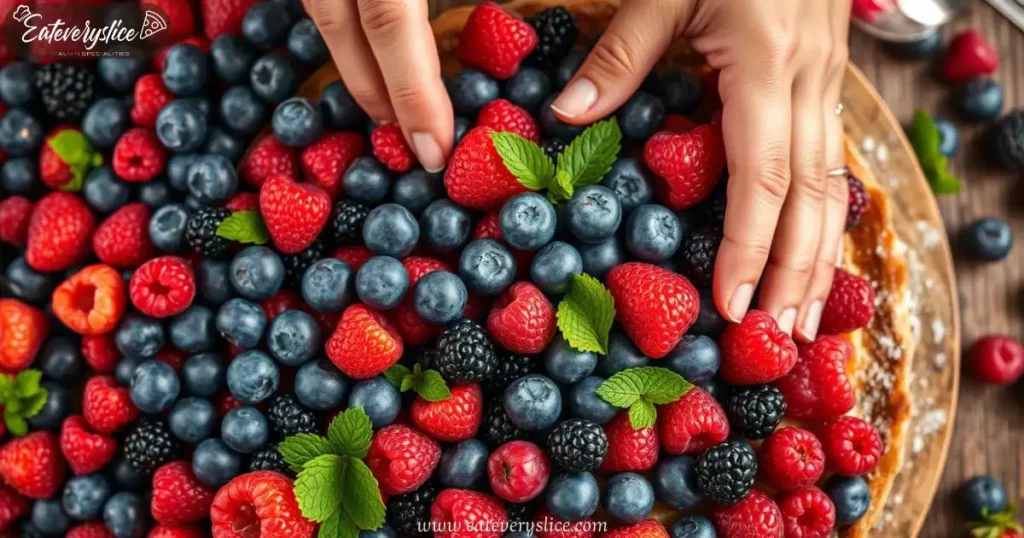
[4,2,170,59]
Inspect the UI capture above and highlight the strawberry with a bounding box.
[606,262,699,359]
[140,0,196,41]
[83,375,141,434]
[659,387,729,455]
[93,203,155,269]
[0,299,47,373]
[477,99,541,142]
[412,383,483,442]
[601,519,669,538]
[774,336,856,422]
[209,471,315,538]
[200,0,259,39]
[487,282,556,354]
[943,29,999,83]
[0,483,28,533]
[534,508,595,538]
[0,196,31,247]
[644,123,726,210]
[0,431,65,499]
[66,522,115,538]
[60,415,118,475]
[151,461,216,525]
[371,124,416,173]
[129,256,196,318]
[711,489,784,538]
[38,126,100,190]
[777,487,836,538]
[457,2,537,79]
[326,304,403,379]
[259,174,332,254]
[757,427,826,492]
[719,310,798,385]
[444,126,530,211]
[242,136,299,188]
[817,416,882,477]
[113,128,167,183]
[26,191,96,272]
[148,525,205,538]
[818,268,875,335]
[366,424,441,494]
[431,488,508,538]
[300,132,363,198]
[131,74,175,128]
[600,411,659,473]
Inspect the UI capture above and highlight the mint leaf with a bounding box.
[278,433,334,472]
[4,412,27,437]
[628,399,657,429]
[338,457,387,530]
[596,366,692,428]
[923,156,963,194]
[908,109,940,162]
[14,369,41,395]
[1,369,48,436]
[552,169,574,201]
[414,370,451,402]
[383,365,411,388]
[557,118,621,188]
[49,129,98,193]
[21,391,47,418]
[216,211,269,245]
[319,511,342,538]
[491,131,555,191]
[295,454,344,522]
[556,274,615,353]
[327,407,373,458]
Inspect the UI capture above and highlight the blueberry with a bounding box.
[602,472,654,523]
[301,258,354,312]
[554,50,586,88]
[665,335,720,382]
[504,374,562,430]
[186,154,238,205]
[192,438,243,488]
[568,376,617,424]
[103,491,147,538]
[695,376,729,403]
[169,397,217,443]
[116,313,165,359]
[31,499,71,536]
[454,116,472,145]
[288,18,328,65]
[578,237,624,279]
[887,29,942,59]
[320,80,367,130]
[500,193,557,251]
[623,204,681,261]
[4,257,55,304]
[617,92,665,141]
[155,100,207,153]
[162,44,208,96]
[361,527,398,538]
[198,259,236,305]
[137,180,175,209]
[167,154,199,193]
[960,475,1008,520]
[447,70,500,116]
[82,98,130,149]
[169,306,216,353]
[226,350,280,404]
[545,471,599,522]
[599,332,649,376]
[544,335,597,384]
[0,62,34,106]
[0,157,40,195]
[0,108,44,156]
[216,298,267,349]
[566,186,622,245]
[963,217,1013,261]
[824,475,871,526]
[354,256,409,310]
[691,289,727,336]
[130,360,180,413]
[439,439,489,488]
[935,117,959,157]
[343,157,391,204]
[97,57,147,93]
[182,97,213,118]
[266,309,321,366]
[363,203,420,258]
[393,169,443,213]
[540,96,583,142]
[503,67,551,114]
[656,70,702,115]
[458,239,515,296]
[114,357,144,386]
[295,360,349,411]
[108,455,146,491]
[528,241,581,296]
[219,86,267,137]
[206,128,248,165]
[210,35,257,85]
[250,52,298,104]
[36,335,82,381]
[221,406,270,454]
[348,376,401,428]
[272,97,324,147]
[77,169,126,218]
[230,246,285,300]
[956,79,1004,122]
[668,515,716,538]
[28,381,71,431]
[421,199,472,253]
[654,456,701,510]
[242,1,292,49]
[413,270,468,324]
[183,352,226,397]
[600,158,654,214]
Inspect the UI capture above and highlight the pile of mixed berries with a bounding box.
[0,1,889,538]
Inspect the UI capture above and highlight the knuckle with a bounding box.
[826,45,849,78]
[587,32,644,79]
[756,30,797,68]
[753,149,791,201]
[827,175,849,205]
[358,0,409,40]
[308,0,347,33]
[387,82,431,109]
[722,230,773,260]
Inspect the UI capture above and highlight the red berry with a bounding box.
[0,483,29,533]
[326,304,404,379]
[131,74,174,128]
[52,264,127,336]
[39,126,92,189]
[200,0,259,39]
[487,282,556,354]
[487,440,550,502]
[209,471,315,538]
[141,0,196,40]
[818,268,874,335]
[260,289,302,322]
[968,335,1024,385]
[477,99,541,142]
[533,508,595,538]
[83,375,141,434]
[371,124,416,173]
[60,415,118,476]
[26,191,96,272]
[445,126,530,211]
[431,488,508,538]
[148,525,205,538]
[93,203,155,268]
[151,461,216,525]
[0,431,65,499]
[412,383,483,442]
[600,411,659,473]
[226,192,259,213]
[113,128,167,182]
[606,262,699,359]
[659,387,730,455]
[777,487,836,538]
[757,427,826,492]
[719,310,798,385]
[851,0,895,23]
[601,519,669,538]
[457,2,537,79]
[943,29,999,83]
[644,123,726,210]
[242,136,300,188]
[846,175,868,230]
[817,416,882,476]
[389,257,450,344]
[0,299,48,373]
[301,131,363,198]
[130,256,196,318]
[82,334,119,372]
[711,489,784,538]
[332,245,374,271]
[774,336,856,422]
[66,522,115,538]
[156,348,188,373]
[259,174,332,254]
[366,424,441,495]
[0,196,32,247]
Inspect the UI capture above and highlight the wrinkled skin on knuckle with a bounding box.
[358,0,409,42]
[308,0,348,34]
[588,32,645,80]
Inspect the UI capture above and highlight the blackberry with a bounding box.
[249,446,293,476]
[846,175,868,230]
[434,319,498,383]
[695,440,757,506]
[678,226,722,288]
[541,139,566,162]
[326,199,369,246]
[281,241,323,289]
[480,396,528,448]
[527,7,578,68]
[546,418,608,472]
[992,110,1024,172]
[725,385,786,440]
[387,481,438,538]
[185,207,232,258]
[34,62,96,121]
[123,418,181,476]
[700,188,727,225]
[487,351,536,390]
[506,502,535,526]
[267,393,318,440]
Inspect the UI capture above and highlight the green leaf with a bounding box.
[491,131,555,191]
[338,458,386,530]
[337,513,361,538]
[556,118,622,189]
[414,370,451,402]
[383,365,411,388]
[278,433,334,472]
[907,109,940,162]
[596,367,692,428]
[319,511,343,538]
[628,399,657,429]
[295,455,345,522]
[923,157,963,194]
[21,390,48,418]
[327,407,373,459]
[13,369,41,395]
[49,129,97,193]
[4,413,27,437]
[551,169,574,201]
[216,211,270,245]
[556,274,615,354]
[0,369,48,436]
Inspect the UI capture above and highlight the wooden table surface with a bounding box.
[423,1,1024,533]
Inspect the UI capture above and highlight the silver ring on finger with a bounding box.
[826,166,849,177]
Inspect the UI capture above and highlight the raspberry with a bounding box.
[260,289,302,321]
[26,191,96,272]
[677,226,722,289]
[445,126,530,211]
[371,124,415,173]
[333,245,374,271]
[52,264,127,336]
[326,304,404,379]
[777,487,836,538]
[59,415,117,476]
[846,175,868,230]
[83,375,140,434]
[151,461,215,525]
[113,128,167,182]
[719,310,798,385]
[242,135,299,188]
[817,416,882,476]
[66,522,114,538]
[142,0,196,40]
[123,418,181,476]
[431,488,508,538]
[325,199,370,247]
[0,484,29,534]
[412,383,483,442]
[210,471,315,538]
[710,489,784,538]
[0,299,48,373]
[487,282,556,355]
[259,174,332,254]
[131,74,174,128]
[184,207,232,258]
[969,334,1024,384]
[606,262,699,359]
[695,441,757,506]
[487,440,550,503]
[34,62,95,122]
[81,334,119,372]
[301,131,364,198]
[226,192,259,213]
[644,124,726,210]
[659,387,730,455]
[546,419,608,472]
[477,99,541,142]
[757,427,826,492]
[148,525,205,538]
[434,319,499,383]
[366,424,441,495]
[725,385,786,440]
[0,431,65,499]
[129,256,197,318]
[93,203,155,269]
[0,196,32,247]
[600,412,659,473]
[818,268,875,335]
[775,336,856,422]
[602,519,669,538]
[527,7,578,68]
[457,2,538,79]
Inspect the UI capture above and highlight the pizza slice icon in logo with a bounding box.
[139,10,168,40]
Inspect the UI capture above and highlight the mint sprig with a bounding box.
[279,407,386,538]
[383,363,451,402]
[0,369,49,437]
[967,505,1022,538]
[556,118,621,188]
[907,109,963,194]
[216,210,270,245]
[49,129,102,193]
[556,274,615,354]
[596,366,692,428]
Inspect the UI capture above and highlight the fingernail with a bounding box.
[801,300,824,340]
[728,283,754,322]
[412,132,446,173]
[551,77,598,118]
[777,308,798,335]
